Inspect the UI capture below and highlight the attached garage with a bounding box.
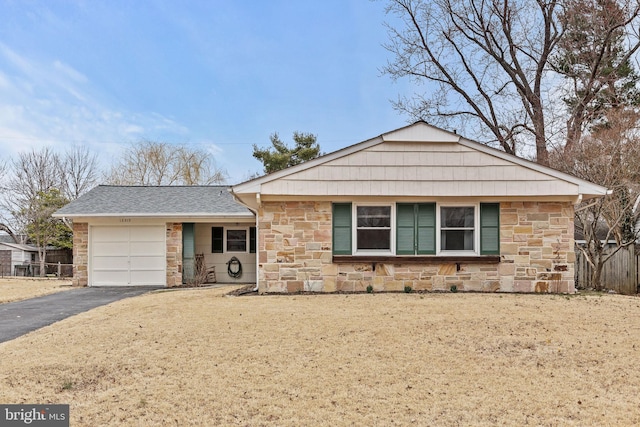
[90,225,166,286]
[53,185,257,287]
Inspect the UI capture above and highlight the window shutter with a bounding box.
[212,226,223,253]
[249,227,256,253]
[396,204,416,255]
[417,203,436,254]
[480,203,500,255]
[332,203,352,255]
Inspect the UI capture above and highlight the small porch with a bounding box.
[182,222,256,285]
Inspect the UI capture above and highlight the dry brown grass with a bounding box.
[0,277,73,303]
[1,288,640,426]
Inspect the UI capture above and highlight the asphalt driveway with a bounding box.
[0,287,159,343]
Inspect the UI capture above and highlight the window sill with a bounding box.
[332,255,501,264]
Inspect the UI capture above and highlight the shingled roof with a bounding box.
[54,185,254,218]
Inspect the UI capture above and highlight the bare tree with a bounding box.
[104,140,227,185]
[0,148,70,275]
[552,0,640,153]
[383,0,563,164]
[60,145,100,200]
[2,148,62,239]
[550,109,640,289]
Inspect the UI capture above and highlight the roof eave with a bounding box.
[52,212,255,219]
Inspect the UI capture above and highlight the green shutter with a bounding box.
[182,223,195,283]
[249,227,256,253]
[212,226,223,253]
[332,203,352,255]
[396,204,416,255]
[417,203,436,254]
[480,203,500,255]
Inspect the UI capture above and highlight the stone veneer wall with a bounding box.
[72,222,88,287]
[166,223,182,287]
[258,201,575,294]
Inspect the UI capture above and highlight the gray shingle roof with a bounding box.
[54,185,254,217]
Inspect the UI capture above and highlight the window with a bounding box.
[212,226,257,253]
[356,205,391,251]
[440,206,475,251]
[332,202,500,256]
[227,229,247,252]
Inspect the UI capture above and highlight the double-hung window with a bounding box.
[440,206,475,252]
[332,202,499,256]
[226,229,247,252]
[212,226,257,254]
[356,205,391,251]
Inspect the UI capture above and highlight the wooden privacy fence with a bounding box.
[575,245,639,295]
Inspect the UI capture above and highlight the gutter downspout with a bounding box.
[61,217,73,231]
[229,189,260,292]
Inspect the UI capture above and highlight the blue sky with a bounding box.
[0,0,414,183]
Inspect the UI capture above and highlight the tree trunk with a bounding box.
[39,248,46,278]
[591,260,604,291]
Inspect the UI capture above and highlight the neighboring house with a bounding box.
[0,241,40,276]
[53,186,256,286]
[231,122,608,294]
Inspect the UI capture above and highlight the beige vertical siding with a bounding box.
[194,223,256,284]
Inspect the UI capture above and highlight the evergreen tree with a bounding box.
[252,132,321,174]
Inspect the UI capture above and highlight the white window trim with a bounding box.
[436,203,480,256]
[352,203,395,255]
[344,202,484,257]
[224,227,250,254]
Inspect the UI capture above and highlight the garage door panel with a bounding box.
[93,227,129,241]
[91,225,166,287]
[130,270,165,286]
[129,256,165,269]
[129,242,165,256]
[130,227,165,241]
[93,242,128,256]
[92,256,129,269]
[92,270,130,286]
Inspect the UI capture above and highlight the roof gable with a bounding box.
[232,122,608,205]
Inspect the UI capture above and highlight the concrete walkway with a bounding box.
[0,287,159,343]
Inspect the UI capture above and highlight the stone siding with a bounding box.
[72,222,88,287]
[166,223,182,287]
[258,201,575,294]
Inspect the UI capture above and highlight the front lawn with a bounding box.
[0,278,72,303]
[0,288,639,426]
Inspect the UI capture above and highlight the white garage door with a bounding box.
[91,226,166,286]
